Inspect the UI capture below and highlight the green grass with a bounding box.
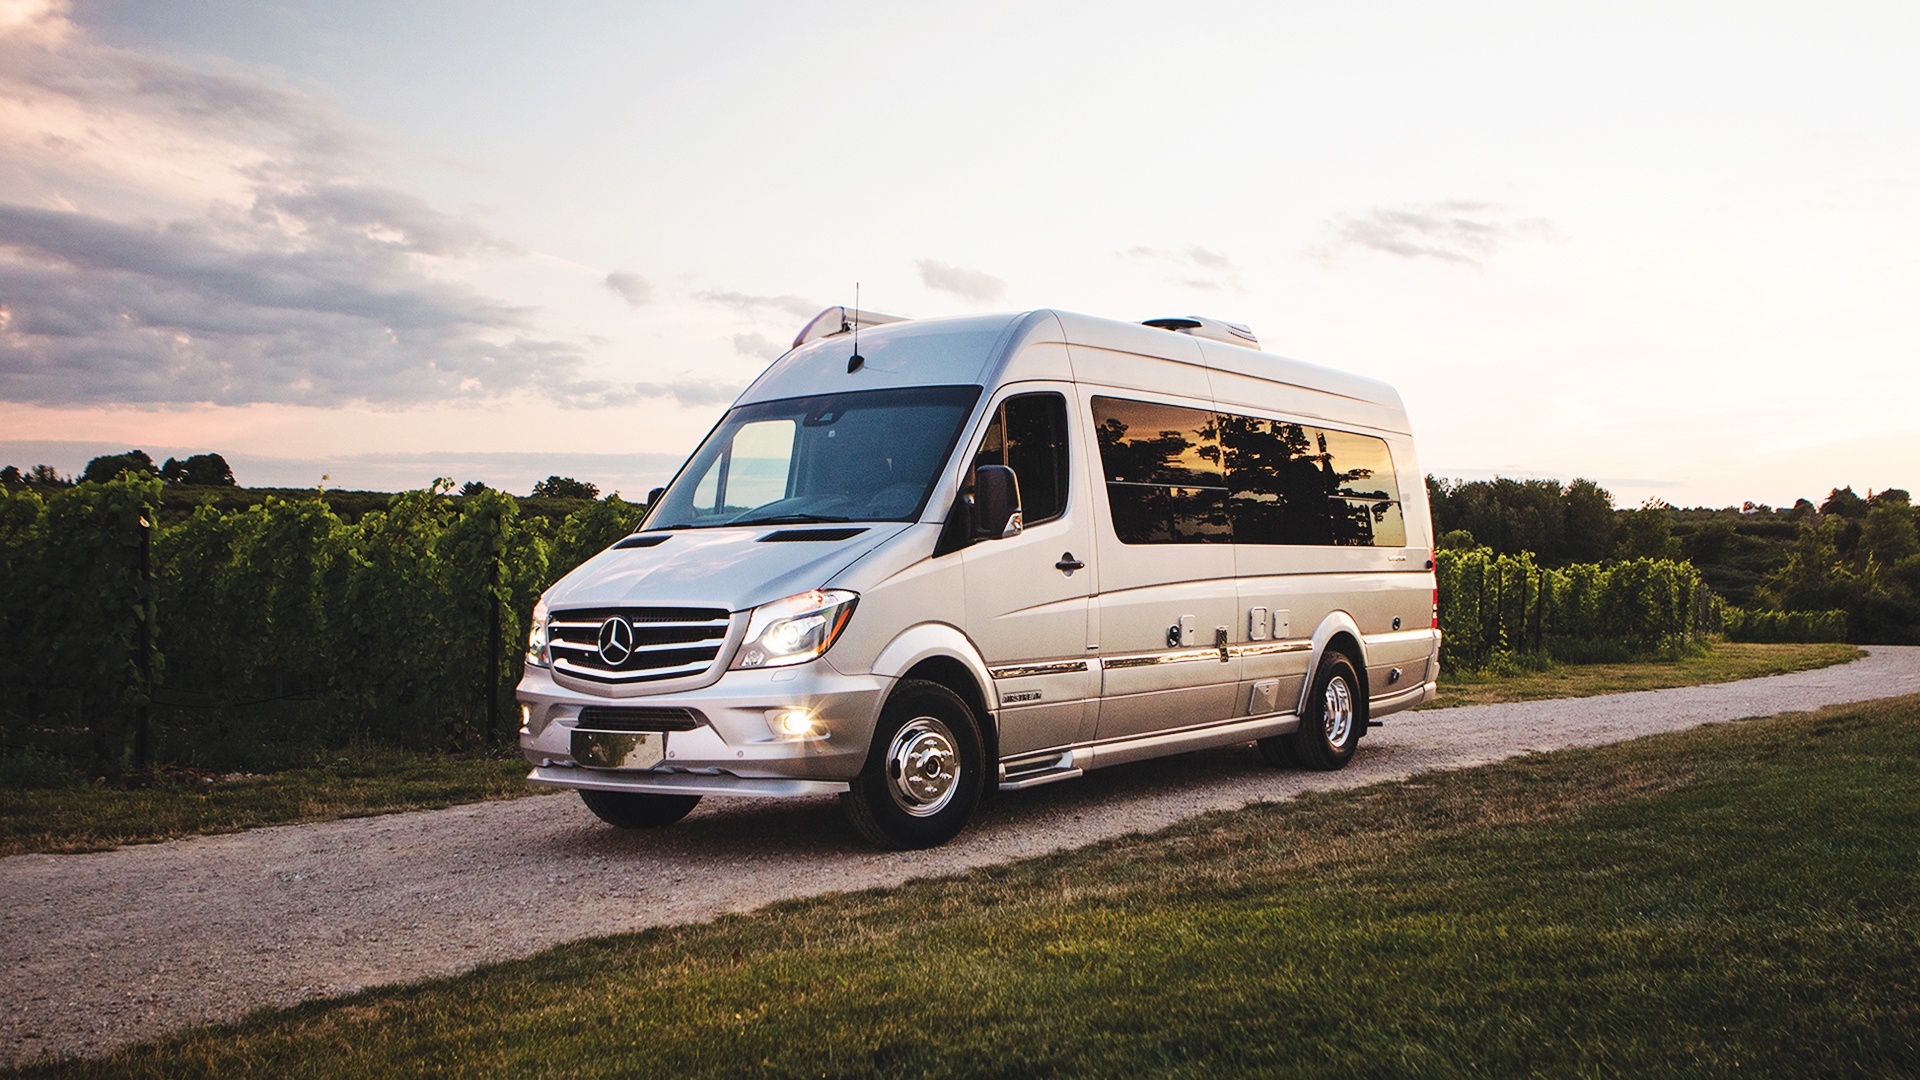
[0,746,556,856]
[17,694,1919,1078]
[1429,640,1862,707]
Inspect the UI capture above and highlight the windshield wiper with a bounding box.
[730,512,855,526]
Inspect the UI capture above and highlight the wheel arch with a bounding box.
[1297,613,1370,717]
[868,622,998,767]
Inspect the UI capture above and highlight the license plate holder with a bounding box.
[571,729,666,770]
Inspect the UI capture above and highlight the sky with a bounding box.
[1,0,1916,507]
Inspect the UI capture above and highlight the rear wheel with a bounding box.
[842,680,985,849]
[1288,652,1363,771]
[579,789,702,829]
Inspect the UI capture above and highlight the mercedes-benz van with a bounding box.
[517,307,1439,848]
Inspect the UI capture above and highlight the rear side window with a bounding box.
[1095,397,1405,547]
[1090,397,1229,544]
[970,393,1070,524]
[1221,416,1405,547]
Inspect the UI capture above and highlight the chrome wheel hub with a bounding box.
[1322,676,1354,746]
[885,716,959,817]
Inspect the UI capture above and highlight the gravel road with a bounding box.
[6,645,1919,1067]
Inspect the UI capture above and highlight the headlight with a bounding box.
[526,598,551,667]
[731,589,858,670]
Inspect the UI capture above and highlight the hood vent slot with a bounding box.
[612,534,670,549]
[759,527,869,543]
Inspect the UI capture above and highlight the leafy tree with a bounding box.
[1563,478,1616,561]
[530,475,598,500]
[1820,486,1868,520]
[159,453,236,486]
[1682,517,1737,565]
[1862,501,1919,565]
[1426,475,1616,565]
[82,450,157,484]
[0,465,21,487]
[1614,500,1682,560]
[460,480,491,497]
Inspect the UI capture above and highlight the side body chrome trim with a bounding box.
[999,639,1312,678]
[1103,647,1227,670]
[987,659,1090,679]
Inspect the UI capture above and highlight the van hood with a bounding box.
[543,523,911,614]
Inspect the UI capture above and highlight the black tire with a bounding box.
[578,789,701,829]
[1288,651,1364,771]
[841,679,986,849]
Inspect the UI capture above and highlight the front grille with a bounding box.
[549,606,732,684]
[576,706,704,731]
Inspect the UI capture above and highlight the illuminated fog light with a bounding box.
[519,704,533,733]
[767,708,821,739]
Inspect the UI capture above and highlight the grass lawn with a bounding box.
[0,747,557,857]
[1429,640,1862,707]
[16,693,1918,1078]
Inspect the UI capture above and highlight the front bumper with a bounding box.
[516,660,889,796]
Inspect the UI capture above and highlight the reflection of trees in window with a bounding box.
[1092,398,1227,544]
[971,394,1071,524]
[1095,396,1406,548]
[1221,415,1333,544]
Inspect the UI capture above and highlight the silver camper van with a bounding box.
[517,308,1440,848]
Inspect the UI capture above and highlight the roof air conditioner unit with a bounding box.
[1142,316,1260,350]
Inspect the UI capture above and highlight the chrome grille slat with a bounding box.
[551,619,728,631]
[554,658,715,682]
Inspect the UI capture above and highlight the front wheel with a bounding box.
[1288,652,1364,771]
[579,789,701,829]
[841,680,985,849]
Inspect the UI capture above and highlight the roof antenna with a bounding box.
[847,282,865,373]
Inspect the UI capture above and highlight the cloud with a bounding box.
[0,201,596,406]
[0,4,735,411]
[603,271,652,308]
[695,290,822,319]
[627,378,742,406]
[1315,201,1555,267]
[731,332,785,360]
[914,259,1006,304]
[1121,246,1243,291]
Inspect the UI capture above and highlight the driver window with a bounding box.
[969,393,1069,524]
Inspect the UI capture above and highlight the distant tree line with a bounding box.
[1429,475,1919,645]
[1,451,607,505]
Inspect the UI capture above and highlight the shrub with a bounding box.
[1724,608,1849,643]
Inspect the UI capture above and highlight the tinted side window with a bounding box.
[1221,415,1405,547]
[1318,427,1406,547]
[970,393,1070,524]
[1092,397,1228,544]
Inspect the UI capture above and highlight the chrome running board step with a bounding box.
[997,750,1084,791]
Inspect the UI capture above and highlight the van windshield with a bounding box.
[644,385,983,529]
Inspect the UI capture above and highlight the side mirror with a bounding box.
[972,465,1023,539]
[645,487,664,508]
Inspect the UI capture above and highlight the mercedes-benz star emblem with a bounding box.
[597,617,634,665]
